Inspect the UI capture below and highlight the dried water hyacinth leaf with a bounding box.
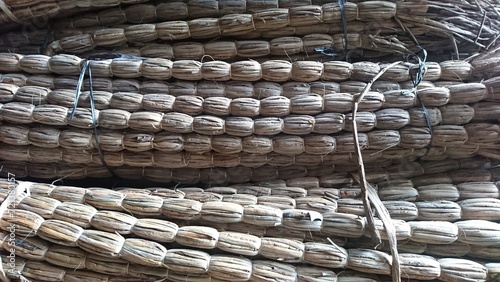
[193,116,225,135]
[470,245,500,260]
[2,235,49,261]
[282,209,323,231]
[472,101,500,121]
[216,231,260,256]
[84,188,124,211]
[456,220,500,246]
[409,220,459,245]
[45,245,88,269]
[1,209,43,237]
[243,204,282,227]
[323,93,353,113]
[399,126,431,149]
[303,241,348,269]
[465,123,500,145]
[382,90,416,109]
[131,218,178,243]
[252,8,290,30]
[163,249,210,274]
[90,210,137,234]
[201,202,243,223]
[446,83,487,104]
[296,265,337,281]
[408,107,441,127]
[202,97,231,116]
[14,85,48,105]
[53,202,97,228]
[290,61,323,82]
[432,125,469,147]
[259,237,304,262]
[207,254,252,281]
[78,229,125,257]
[399,254,440,280]
[47,89,78,107]
[295,196,337,214]
[93,28,127,47]
[0,53,23,72]
[18,195,60,219]
[382,201,418,221]
[439,258,487,282]
[440,104,474,125]
[18,55,51,74]
[347,249,392,275]
[212,135,243,155]
[205,41,237,60]
[416,87,450,107]
[122,193,162,216]
[59,130,93,150]
[366,130,400,150]
[242,135,272,154]
[336,198,365,216]
[223,194,257,206]
[257,195,295,210]
[375,108,410,129]
[0,102,35,123]
[313,113,345,134]
[417,184,459,201]
[351,62,380,82]
[450,169,492,184]
[380,63,411,82]
[377,181,418,202]
[161,112,194,134]
[416,200,461,222]
[302,33,333,53]
[97,109,129,130]
[283,115,315,135]
[273,134,305,155]
[262,60,292,82]
[260,96,290,116]
[289,94,323,115]
[141,58,173,80]
[37,219,83,246]
[47,54,83,76]
[201,61,231,81]
[160,199,201,218]
[175,226,218,249]
[253,82,282,99]
[78,90,112,110]
[287,5,322,26]
[230,60,262,82]
[421,159,459,174]
[344,112,377,132]
[119,238,166,267]
[335,133,368,153]
[364,218,411,241]
[129,111,163,132]
[251,260,297,282]
[322,61,353,81]
[459,198,500,220]
[58,34,96,54]
[0,125,30,145]
[231,98,261,117]
[457,182,499,199]
[439,61,472,81]
[22,261,66,281]
[425,241,470,257]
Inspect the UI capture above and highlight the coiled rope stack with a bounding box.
[0,0,499,281]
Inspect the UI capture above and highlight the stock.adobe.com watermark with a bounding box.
[3,172,17,276]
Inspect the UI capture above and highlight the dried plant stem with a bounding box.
[352,61,402,282]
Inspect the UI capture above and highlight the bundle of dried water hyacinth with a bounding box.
[0,178,499,281]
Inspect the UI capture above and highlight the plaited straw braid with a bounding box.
[0,247,336,282]
[0,233,498,282]
[3,172,498,205]
[1,82,490,115]
[2,122,488,155]
[0,127,486,165]
[3,180,500,244]
[0,97,492,135]
[0,53,475,82]
[51,1,364,29]
[0,208,495,281]
[0,257,158,282]
[0,158,494,185]
[0,0,151,25]
[47,31,413,57]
